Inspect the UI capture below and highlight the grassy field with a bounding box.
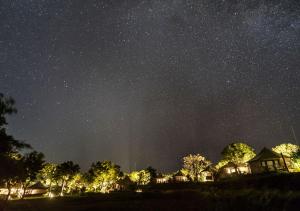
[3,173,300,211]
[3,190,300,211]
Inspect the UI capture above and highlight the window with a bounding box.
[267,161,273,166]
[261,162,266,166]
[206,176,213,180]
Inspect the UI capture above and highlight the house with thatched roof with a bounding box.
[26,182,48,195]
[248,147,290,174]
[174,171,189,182]
[201,165,217,182]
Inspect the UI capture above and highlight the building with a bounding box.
[174,171,189,182]
[155,177,169,184]
[25,182,48,195]
[0,182,47,199]
[248,147,290,174]
[218,162,251,179]
[200,166,216,182]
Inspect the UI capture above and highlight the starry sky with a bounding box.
[0,0,299,172]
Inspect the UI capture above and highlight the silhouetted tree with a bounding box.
[146,166,157,183]
[0,94,31,203]
[19,151,45,199]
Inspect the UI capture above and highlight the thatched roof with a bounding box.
[248,147,283,163]
[220,162,248,169]
[203,165,217,172]
[174,171,186,177]
[28,182,47,190]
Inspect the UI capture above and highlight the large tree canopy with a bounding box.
[272,143,300,170]
[272,143,300,157]
[19,151,45,198]
[0,94,32,202]
[216,142,256,169]
[56,161,80,195]
[129,170,151,186]
[182,154,211,182]
[87,161,122,193]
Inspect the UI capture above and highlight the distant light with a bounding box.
[136,189,142,193]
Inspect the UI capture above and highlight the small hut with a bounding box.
[248,147,290,174]
[155,173,170,184]
[174,171,189,182]
[201,165,217,182]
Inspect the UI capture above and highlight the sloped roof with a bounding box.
[28,182,47,190]
[203,165,217,172]
[248,147,283,162]
[220,162,248,169]
[174,171,185,176]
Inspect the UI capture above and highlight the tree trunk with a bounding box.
[5,182,11,202]
[60,180,65,196]
[48,180,52,196]
[21,183,28,199]
[1,183,11,211]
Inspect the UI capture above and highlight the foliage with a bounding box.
[38,163,57,195]
[0,94,31,168]
[146,166,157,182]
[0,94,31,201]
[0,93,17,127]
[272,143,300,170]
[39,163,57,186]
[216,142,256,169]
[117,175,136,191]
[19,151,45,198]
[67,173,85,194]
[87,161,122,193]
[272,143,299,157]
[56,161,80,195]
[180,168,189,177]
[129,170,151,186]
[182,154,211,182]
[215,159,229,169]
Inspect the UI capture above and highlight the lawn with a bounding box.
[4,173,300,211]
[3,189,300,211]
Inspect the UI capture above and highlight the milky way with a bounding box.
[0,0,299,171]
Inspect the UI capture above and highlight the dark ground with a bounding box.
[3,173,300,211]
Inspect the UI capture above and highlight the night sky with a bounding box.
[0,0,299,172]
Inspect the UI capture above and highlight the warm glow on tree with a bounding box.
[216,142,256,169]
[129,170,151,186]
[272,143,300,170]
[182,154,211,182]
